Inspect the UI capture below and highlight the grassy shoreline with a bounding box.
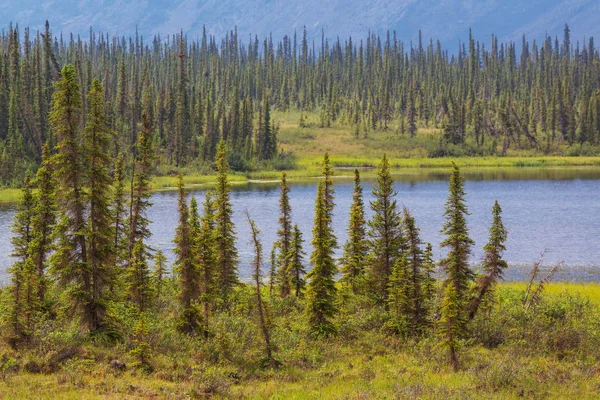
[1,156,599,204]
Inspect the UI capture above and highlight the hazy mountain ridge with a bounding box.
[1,0,598,45]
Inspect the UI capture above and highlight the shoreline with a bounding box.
[1,156,600,204]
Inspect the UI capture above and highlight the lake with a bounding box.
[1,167,599,283]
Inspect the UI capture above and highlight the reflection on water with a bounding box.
[1,166,599,283]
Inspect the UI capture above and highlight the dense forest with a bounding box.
[0,22,599,187]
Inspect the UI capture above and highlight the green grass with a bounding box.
[0,188,28,205]
[1,282,600,399]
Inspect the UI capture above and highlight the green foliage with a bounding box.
[470,200,508,319]
[173,175,202,334]
[305,153,338,337]
[214,140,239,306]
[276,172,293,297]
[340,169,368,292]
[287,225,307,298]
[367,154,405,302]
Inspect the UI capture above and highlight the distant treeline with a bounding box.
[0,22,599,185]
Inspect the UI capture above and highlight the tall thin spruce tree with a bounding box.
[246,212,275,364]
[341,168,367,292]
[29,143,56,305]
[112,153,128,267]
[368,154,405,302]
[197,190,217,334]
[174,176,202,334]
[127,115,154,268]
[8,175,37,343]
[276,171,293,297]
[153,250,168,301]
[287,225,306,297]
[403,207,429,335]
[84,78,116,329]
[469,200,508,320]
[214,140,238,306]
[439,162,474,370]
[305,153,338,337]
[50,64,96,331]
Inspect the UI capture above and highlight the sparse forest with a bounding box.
[0,21,600,399]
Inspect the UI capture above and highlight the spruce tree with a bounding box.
[305,153,337,337]
[367,154,405,302]
[128,115,154,265]
[214,140,238,306]
[84,78,116,328]
[126,240,153,312]
[439,281,462,371]
[153,250,167,301]
[173,176,201,334]
[340,169,367,292]
[403,207,429,334]
[276,172,293,297]
[246,212,274,364]
[386,254,411,335]
[29,144,55,305]
[439,163,474,369]
[50,64,96,331]
[8,175,37,344]
[287,225,306,297]
[197,190,217,333]
[112,153,128,266]
[469,200,508,319]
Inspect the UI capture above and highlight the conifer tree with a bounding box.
[173,176,201,334]
[403,207,429,334]
[306,153,337,337]
[367,154,405,302]
[112,153,128,266]
[440,162,474,312]
[469,200,508,319]
[128,115,154,265]
[386,254,411,335]
[29,144,55,305]
[287,225,306,297]
[8,175,37,344]
[214,140,239,306]
[276,172,293,297]
[422,242,437,316]
[50,64,97,331]
[439,163,474,368]
[197,190,217,333]
[439,282,462,371]
[246,212,274,364]
[153,250,167,301]
[84,78,116,327]
[127,240,153,312]
[341,169,367,292]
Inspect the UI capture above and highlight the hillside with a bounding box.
[2,0,598,44]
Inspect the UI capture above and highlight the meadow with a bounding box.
[0,281,599,399]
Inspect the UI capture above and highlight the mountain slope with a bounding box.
[1,0,598,45]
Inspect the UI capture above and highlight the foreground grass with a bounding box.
[0,282,599,399]
[2,341,598,399]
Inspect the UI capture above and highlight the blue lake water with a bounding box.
[1,167,599,283]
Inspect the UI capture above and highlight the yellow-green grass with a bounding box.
[0,282,599,399]
[0,188,28,205]
[504,282,600,305]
